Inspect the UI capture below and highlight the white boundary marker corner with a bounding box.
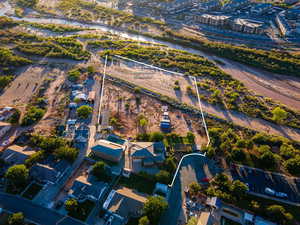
[190,76,210,147]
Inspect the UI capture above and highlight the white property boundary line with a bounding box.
[190,76,210,147]
[98,55,108,125]
[113,55,185,76]
[170,153,206,187]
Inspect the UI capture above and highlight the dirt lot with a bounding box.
[102,82,208,146]
[33,68,68,135]
[0,65,49,110]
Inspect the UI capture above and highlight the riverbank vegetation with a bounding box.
[97,41,300,129]
[161,29,300,77]
[23,22,87,33]
[16,36,90,60]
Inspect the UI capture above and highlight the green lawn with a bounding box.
[22,183,43,200]
[119,173,155,195]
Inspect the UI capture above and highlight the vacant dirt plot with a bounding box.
[33,69,68,135]
[102,83,207,146]
[0,65,50,109]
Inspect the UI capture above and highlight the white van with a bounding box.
[265,187,275,196]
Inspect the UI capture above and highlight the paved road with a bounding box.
[231,164,300,204]
[160,154,222,225]
[0,192,86,225]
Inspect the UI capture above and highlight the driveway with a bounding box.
[159,154,222,225]
[0,192,86,225]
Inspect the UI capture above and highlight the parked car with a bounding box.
[265,187,275,196]
[275,192,288,198]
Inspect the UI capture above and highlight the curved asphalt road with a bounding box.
[0,192,86,225]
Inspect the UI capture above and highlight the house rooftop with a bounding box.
[69,177,107,201]
[105,187,147,219]
[95,140,124,150]
[1,145,35,165]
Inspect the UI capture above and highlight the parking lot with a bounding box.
[231,164,300,204]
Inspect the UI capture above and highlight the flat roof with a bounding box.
[95,140,124,150]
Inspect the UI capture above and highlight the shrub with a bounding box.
[76,105,93,118]
[142,196,168,224]
[21,106,45,126]
[155,170,171,184]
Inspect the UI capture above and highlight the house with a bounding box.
[0,121,11,139]
[125,142,165,174]
[0,107,14,121]
[0,145,35,165]
[103,187,147,223]
[91,140,125,163]
[68,177,107,202]
[30,160,70,184]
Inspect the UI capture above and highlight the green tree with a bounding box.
[150,132,164,142]
[272,107,288,124]
[189,182,201,196]
[8,212,25,225]
[259,151,277,169]
[54,146,78,162]
[17,0,38,7]
[266,205,293,224]
[230,148,246,162]
[87,65,95,74]
[77,105,93,119]
[65,198,79,216]
[163,157,176,173]
[231,180,248,200]
[25,150,45,167]
[92,161,110,181]
[284,156,300,176]
[143,196,168,224]
[5,164,28,188]
[21,106,45,126]
[155,170,170,185]
[249,200,260,212]
[186,132,195,144]
[0,75,13,90]
[68,69,80,82]
[279,144,295,159]
[186,217,197,225]
[138,216,150,225]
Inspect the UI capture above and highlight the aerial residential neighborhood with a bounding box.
[0,0,300,224]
